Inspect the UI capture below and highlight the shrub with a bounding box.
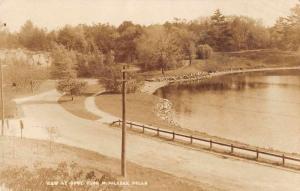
[0,162,121,191]
[56,78,87,100]
[196,44,213,59]
[99,65,139,93]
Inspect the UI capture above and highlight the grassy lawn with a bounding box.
[95,77,300,159]
[58,84,103,120]
[0,137,216,191]
[95,92,174,129]
[2,80,56,118]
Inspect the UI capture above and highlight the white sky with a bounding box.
[0,0,299,31]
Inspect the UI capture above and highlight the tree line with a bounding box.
[0,6,300,94]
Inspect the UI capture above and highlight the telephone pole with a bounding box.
[120,64,139,177]
[0,23,6,136]
[121,65,126,177]
[0,57,4,136]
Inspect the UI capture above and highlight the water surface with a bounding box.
[155,70,300,153]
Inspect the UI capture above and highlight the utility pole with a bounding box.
[121,65,126,177]
[0,57,4,136]
[1,22,6,136]
[119,64,139,177]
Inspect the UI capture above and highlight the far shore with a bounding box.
[140,65,300,95]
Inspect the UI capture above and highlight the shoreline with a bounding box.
[85,65,300,157]
[140,65,300,94]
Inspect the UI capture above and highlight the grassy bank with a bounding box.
[0,137,216,191]
[140,49,300,79]
[95,92,173,129]
[2,80,56,118]
[58,83,103,120]
[95,64,300,159]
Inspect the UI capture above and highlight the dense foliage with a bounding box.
[0,162,120,191]
[1,5,300,91]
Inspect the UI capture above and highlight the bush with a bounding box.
[99,65,139,93]
[196,44,213,59]
[5,59,49,93]
[56,78,87,100]
[0,162,121,191]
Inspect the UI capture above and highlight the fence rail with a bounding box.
[112,120,300,169]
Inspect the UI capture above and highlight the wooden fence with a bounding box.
[112,120,300,170]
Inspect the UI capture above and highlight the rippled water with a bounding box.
[155,70,300,153]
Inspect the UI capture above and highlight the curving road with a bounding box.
[9,89,300,191]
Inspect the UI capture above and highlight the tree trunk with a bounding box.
[161,66,165,76]
[189,55,192,65]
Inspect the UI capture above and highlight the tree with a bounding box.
[56,25,88,52]
[50,44,77,79]
[173,28,196,65]
[86,24,118,54]
[136,25,183,75]
[115,21,142,63]
[271,4,300,50]
[18,20,49,50]
[207,9,233,51]
[5,59,49,93]
[196,44,213,59]
[56,78,87,101]
[99,65,138,93]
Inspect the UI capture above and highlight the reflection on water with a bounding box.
[154,70,300,153]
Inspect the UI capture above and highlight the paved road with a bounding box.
[11,90,300,191]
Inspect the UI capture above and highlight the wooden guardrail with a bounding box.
[112,120,300,170]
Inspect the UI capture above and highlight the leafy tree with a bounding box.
[57,25,88,52]
[115,21,142,63]
[86,24,118,54]
[99,65,139,93]
[196,44,213,59]
[136,25,183,75]
[18,20,49,50]
[173,27,196,65]
[271,4,300,50]
[56,78,87,101]
[50,44,77,79]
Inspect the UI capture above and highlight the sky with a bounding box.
[0,0,299,31]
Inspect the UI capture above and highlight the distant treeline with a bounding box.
[0,6,299,78]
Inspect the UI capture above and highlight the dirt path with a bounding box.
[8,89,300,191]
[84,90,118,123]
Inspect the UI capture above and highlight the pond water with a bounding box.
[154,70,300,153]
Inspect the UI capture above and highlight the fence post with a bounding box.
[172,132,175,140]
[118,120,121,126]
[6,119,9,129]
[142,125,145,133]
[256,149,259,160]
[282,154,285,166]
[190,136,193,144]
[157,128,159,136]
[210,139,212,150]
[231,144,234,154]
[20,120,24,139]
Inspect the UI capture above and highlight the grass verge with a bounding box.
[0,137,218,191]
[95,86,300,160]
[58,84,102,120]
[3,80,56,118]
[95,92,172,129]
